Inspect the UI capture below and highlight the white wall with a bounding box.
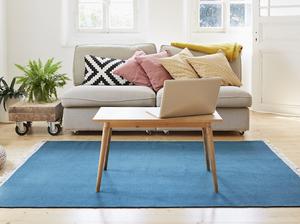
[7,0,74,93]
[0,0,7,121]
[7,0,252,95]
[0,0,6,76]
[146,0,187,46]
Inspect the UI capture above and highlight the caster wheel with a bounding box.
[146,130,152,135]
[48,124,62,136]
[239,131,245,136]
[15,123,29,136]
[26,121,32,127]
[163,130,170,135]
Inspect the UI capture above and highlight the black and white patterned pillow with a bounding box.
[82,55,131,86]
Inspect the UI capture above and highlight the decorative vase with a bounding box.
[0,97,23,123]
[0,145,6,170]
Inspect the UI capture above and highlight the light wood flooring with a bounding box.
[0,111,300,224]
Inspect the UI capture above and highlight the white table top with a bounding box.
[93,107,222,123]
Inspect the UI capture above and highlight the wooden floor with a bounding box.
[0,111,300,224]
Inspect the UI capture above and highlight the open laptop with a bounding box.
[147,78,221,118]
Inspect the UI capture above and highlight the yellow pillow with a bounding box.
[159,48,199,80]
[186,52,242,86]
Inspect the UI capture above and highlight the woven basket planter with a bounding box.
[0,146,6,170]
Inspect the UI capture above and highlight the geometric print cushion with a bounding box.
[82,55,131,86]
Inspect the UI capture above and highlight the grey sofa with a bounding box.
[61,43,252,133]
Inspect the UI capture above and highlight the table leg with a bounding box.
[202,128,211,172]
[96,122,111,192]
[204,125,219,193]
[104,128,112,171]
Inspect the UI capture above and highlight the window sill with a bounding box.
[61,32,146,48]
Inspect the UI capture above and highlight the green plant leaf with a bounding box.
[15,58,68,103]
[10,77,16,90]
[0,76,24,110]
[1,78,9,89]
[3,95,8,111]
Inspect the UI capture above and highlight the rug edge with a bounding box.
[0,141,46,187]
[0,205,300,209]
[265,140,300,177]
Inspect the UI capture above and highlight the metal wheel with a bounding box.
[72,131,79,135]
[15,122,29,136]
[163,130,170,135]
[48,123,62,136]
[146,130,152,135]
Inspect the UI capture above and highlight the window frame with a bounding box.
[259,0,300,17]
[192,0,251,33]
[76,0,139,33]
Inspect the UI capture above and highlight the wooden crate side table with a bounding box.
[8,101,63,136]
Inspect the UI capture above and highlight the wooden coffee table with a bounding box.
[93,107,223,193]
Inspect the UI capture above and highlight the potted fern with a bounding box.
[16,58,69,103]
[0,77,25,122]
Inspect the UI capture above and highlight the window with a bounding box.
[61,0,146,46]
[199,0,224,30]
[194,0,251,32]
[259,0,300,17]
[78,0,137,32]
[230,1,251,27]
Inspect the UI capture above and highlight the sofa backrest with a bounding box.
[73,43,157,86]
[73,43,242,86]
[160,45,242,81]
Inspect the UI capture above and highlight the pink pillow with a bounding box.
[136,51,172,91]
[113,51,151,87]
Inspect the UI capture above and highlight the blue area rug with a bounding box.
[0,141,300,208]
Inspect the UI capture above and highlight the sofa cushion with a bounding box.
[61,86,156,108]
[74,43,157,86]
[217,86,252,107]
[136,51,172,92]
[186,52,242,87]
[156,86,252,108]
[159,48,199,80]
[161,45,242,81]
[113,51,152,87]
[82,55,130,86]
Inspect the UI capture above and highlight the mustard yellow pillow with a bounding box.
[159,48,199,80]
[186,52,242,86]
